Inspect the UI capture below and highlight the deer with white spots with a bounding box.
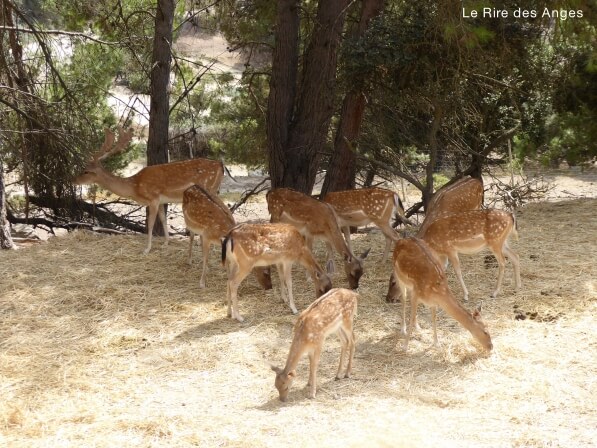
[418,176,484,237]
[74,127,224,254]
[221,222,332,322]
[423,209,521,301]
[322,187,404,262]
[392,237,492,351]
[267,188,369,289]
[183,185,271,290]
[387,176,484,303]
[271,288,358,401]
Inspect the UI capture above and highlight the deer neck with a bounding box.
[94,169,138,200]
[438,293,485,342]
[283,321,309,374]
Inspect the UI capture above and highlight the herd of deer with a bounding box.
[74,128,521,401]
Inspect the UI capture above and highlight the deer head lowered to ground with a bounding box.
[74,127,224,254]
[221,222,333,322]
[271,287,358,401]
[267,188,369,289]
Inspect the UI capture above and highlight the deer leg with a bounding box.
[377,222,399,262]
[227,263,246,322]
[448,252,469,301]
[346,327,355,379]
[187,231,195,265]
[276,263,288,304]
[404,292,419,351]
[400,285,408,335]
[490,247,507,298]
[199,236,210,288]
[336,330,348,380]
[307,346,322,399]
[144,203,159,254]
[325,241,336,275]
[283,262,298,314]
[157,204,169,246]
[503,244,521,290]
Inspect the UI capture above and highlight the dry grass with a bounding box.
[1,198,596,447]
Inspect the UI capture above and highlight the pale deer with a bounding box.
[266,188,369,289]
[418,176,484,237]
[183,185,271,290]
[74,127,224,254]
[221,222,333,322]
[271,287,358,401]
[422,209,521,301]
[323,187,404,262]
[392,237,493,351]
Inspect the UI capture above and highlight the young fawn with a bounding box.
[272,288,358,401]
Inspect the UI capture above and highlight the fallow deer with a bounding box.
[221,222,333,322]
[418,176,484,237]
[422,209,521,301]
[323,187,404,262]
[387,176,484,303]
[271,288,358,401]
[392,237,493,351]
[74,127,224,254]
[183,185,271,290]
[266,188,369,289]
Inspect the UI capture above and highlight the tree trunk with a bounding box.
[0,158,15,249]
[267,0,349,193]
[321,0,385,197]
[146,0,174,235]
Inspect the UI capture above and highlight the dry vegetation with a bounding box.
[1,190,596,447]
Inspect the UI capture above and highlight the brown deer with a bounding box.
[74,127,224,254]
[183,185,271,290]
[392,237,493,351]
[323,187,404,262]
[422,209,521,301]
[387,176,483,303]
[418,176,484,237]
[221,222,333,322]
[271,288,358,401]
[267,188,369,289]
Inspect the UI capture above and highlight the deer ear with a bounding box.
[472,305,482,319]
[270,365,283,375]
[287,370,296,378]
[360,248,371,260]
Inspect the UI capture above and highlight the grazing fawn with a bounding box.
[74,127,224,254]
[183,185,271,290]
[272,288,358,401]
[392,237,493,351]
[423,209,521,301]
[267,188,369,289]
[221,222,332,322]
[323,187,404,262]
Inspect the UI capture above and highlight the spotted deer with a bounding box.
[323,187,404,262]
[183,185,271,290]
[74,127,224,254]
[418,176,484,237]
[387,176,484,303]
[422,209,521,301]
[267,188,369,289]
[392,237,493,351]
[221,222,333,322]
[271,288,358,401]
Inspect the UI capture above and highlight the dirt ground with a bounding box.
[1,169,596,447]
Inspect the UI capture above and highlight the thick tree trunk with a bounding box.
[267,0,349,193]
[0,159,15,249]
[146,0,174,235]
[321,0,385,197]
